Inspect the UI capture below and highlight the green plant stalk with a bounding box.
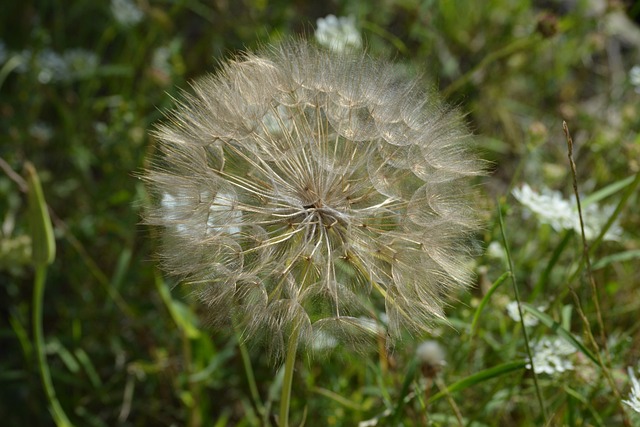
[235,324,266,421]
[279,323,300,427]
[498,204,547,422]
[33,265,74,427]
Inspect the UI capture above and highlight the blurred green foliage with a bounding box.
[1,0,639,426]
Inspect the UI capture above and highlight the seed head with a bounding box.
[143,40,485,359]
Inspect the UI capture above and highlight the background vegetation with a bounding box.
[1,0,639,425]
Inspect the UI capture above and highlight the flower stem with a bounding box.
[279,323,300,427]
[33,265,74,427]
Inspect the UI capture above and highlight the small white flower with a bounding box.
[526,336,575,375]
[630,65,640,93]
[623,366,640,414]
[486,241,506,260]
[506,301,545,327]
[512,183,622,241]
[29,122,54,142]
[14,49,33,74]
[111,0,144,27]
[416,340,446,368]
[152,46,172,75]
[36,49,68,84]
[315,15,362,53]
[20,48,99,84]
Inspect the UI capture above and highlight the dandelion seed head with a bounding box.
[144,40,485,359]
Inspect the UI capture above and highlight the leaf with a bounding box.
[25,162,56,266]
[390,358,418,423]
[581,175,636,206]
[428,360,527,403]
[592,249,640,270]
[471,271,510,336]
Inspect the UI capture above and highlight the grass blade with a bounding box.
[428,360,527,403]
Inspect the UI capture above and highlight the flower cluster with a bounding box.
[526,336,575,375]
[624,366,640,414]
[111,0,144,27]
[505,301,546,327]
[144,40,484,358]
[10,48,98,84]
[512,183,622,241]
[315,15,362,53]
[630,65,640,94]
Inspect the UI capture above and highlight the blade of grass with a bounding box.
[592,249,640,270]
[390,357,418,424]
[311,387,366,412]
[428,360,527,403]
[531,230,572,300]
[581,174,636,207]
[498,201,547,421]
[471,271,510,336]
[563,386,605,427]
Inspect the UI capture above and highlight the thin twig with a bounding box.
[0,156,27,192]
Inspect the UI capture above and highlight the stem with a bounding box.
[33,266,74,427]
[235,323,266,422]
[279,323,300,427]
[498,204,547,422]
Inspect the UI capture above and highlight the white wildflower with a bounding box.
[416,340,446,368]
[111,0,144,27]
[506,301,545,327]
[486,241,506,260]
[35,49,68,84]
[29,122,54,142]
[630,65,640,94]
[315,15,362,52]
[623,366,640,413]
[526,336,575,375]
[152,46,172,76]
[14,49,32,74]
[512,183,622,241]
[20,48,99,84]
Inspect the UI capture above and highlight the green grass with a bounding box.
[1,0,640,425]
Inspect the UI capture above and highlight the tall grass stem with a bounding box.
[279,324,300,427]
[33,266,74,427]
